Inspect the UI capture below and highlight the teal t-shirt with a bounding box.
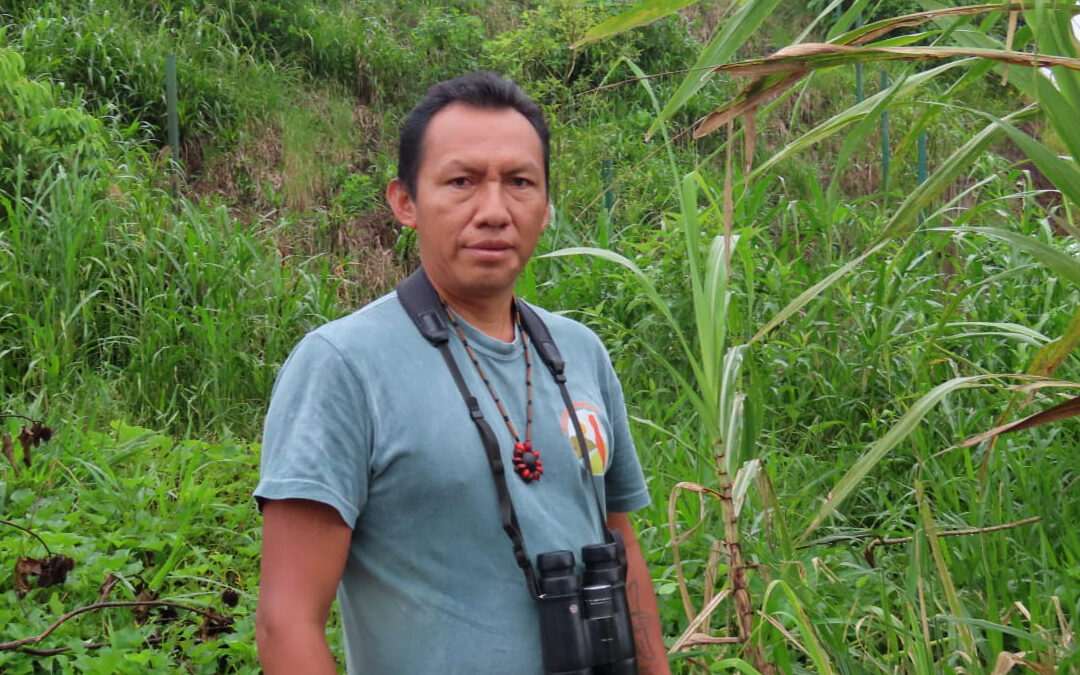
[255,291,650,674]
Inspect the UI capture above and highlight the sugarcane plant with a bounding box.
[562,0,1080,671]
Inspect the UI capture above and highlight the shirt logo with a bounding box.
[560,401,609,476]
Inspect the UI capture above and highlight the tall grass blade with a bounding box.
[988,116,1080,206]
[751,242,887,344]
[696,45,1076,138]
[712,44,1080,80]
[762,580,836,674]
[872,111,1024,245]
[916,481,978,659]
[572,0,700,48]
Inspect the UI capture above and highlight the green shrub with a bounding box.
[0,45,112,197]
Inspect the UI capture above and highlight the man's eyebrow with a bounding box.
[437,160,542,174]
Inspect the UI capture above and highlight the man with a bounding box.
[255,71,669,674]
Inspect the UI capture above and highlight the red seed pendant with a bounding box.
[512,442,543,483]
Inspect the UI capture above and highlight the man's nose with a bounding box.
[473,180,511,227]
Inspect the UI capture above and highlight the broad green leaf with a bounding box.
[709,659,763,674]
[799,375,1000,544]
[572,0,701,49]
[650,0,784,136]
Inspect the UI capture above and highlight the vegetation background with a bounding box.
[1,0,1078,672]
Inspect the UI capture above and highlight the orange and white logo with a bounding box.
[560,401,609,476]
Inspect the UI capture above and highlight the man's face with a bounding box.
[387,103,549,303]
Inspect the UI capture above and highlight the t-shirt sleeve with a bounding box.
[254,332,371,528]
[598,348,651,514]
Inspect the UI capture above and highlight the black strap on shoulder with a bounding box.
[517,300,616,549]
[397,268,540,597]
[396,267,622,595]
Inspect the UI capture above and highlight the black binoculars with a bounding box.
[536,543,638,675]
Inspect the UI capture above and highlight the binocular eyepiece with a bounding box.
[536,543,637,675]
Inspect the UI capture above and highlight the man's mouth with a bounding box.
[468,240,513,251]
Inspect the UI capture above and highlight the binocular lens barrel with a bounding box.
[537,545,638,675]
[537,550,592,675]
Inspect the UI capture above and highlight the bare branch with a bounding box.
[864,516,1042,566]
[0,601,225,652]
[0,518,53,557]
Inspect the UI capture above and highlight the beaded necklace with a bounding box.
[442,300,544,483]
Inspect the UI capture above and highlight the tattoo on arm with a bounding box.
[627,580,657,661]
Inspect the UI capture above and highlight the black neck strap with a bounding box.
[396,267,617,598]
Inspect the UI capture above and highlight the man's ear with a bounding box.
[386,177,418,230]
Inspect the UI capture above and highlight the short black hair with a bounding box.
[396,71,550,198]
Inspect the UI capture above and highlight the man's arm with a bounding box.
[256,498,352,675]
[607,512,671,675]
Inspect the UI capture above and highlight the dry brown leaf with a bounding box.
[959,396,1080,447]
[13,558,41,597]
[17,426,33,467]
[743,105,758,175]
[850,3,1029,45]
[2,433,17,475]
[695,71,806,138]
[197,608,234,641]
[133,588,155,625]
[715,44,1080,80]
[13,555,74,597]
[97,573,119,603]
[991,650,1054,674]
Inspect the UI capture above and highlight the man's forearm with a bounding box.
[608,513,670,675]
[257,622,338,675]
[624,543,670,674]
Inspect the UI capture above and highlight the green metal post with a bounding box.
[880,70,890,191]
[166,54,180,160]
[602,158,615,213]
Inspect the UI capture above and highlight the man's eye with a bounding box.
[510,177,532,187]
[449,177,470,187]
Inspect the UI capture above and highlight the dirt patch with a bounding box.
[184,121,285,210]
